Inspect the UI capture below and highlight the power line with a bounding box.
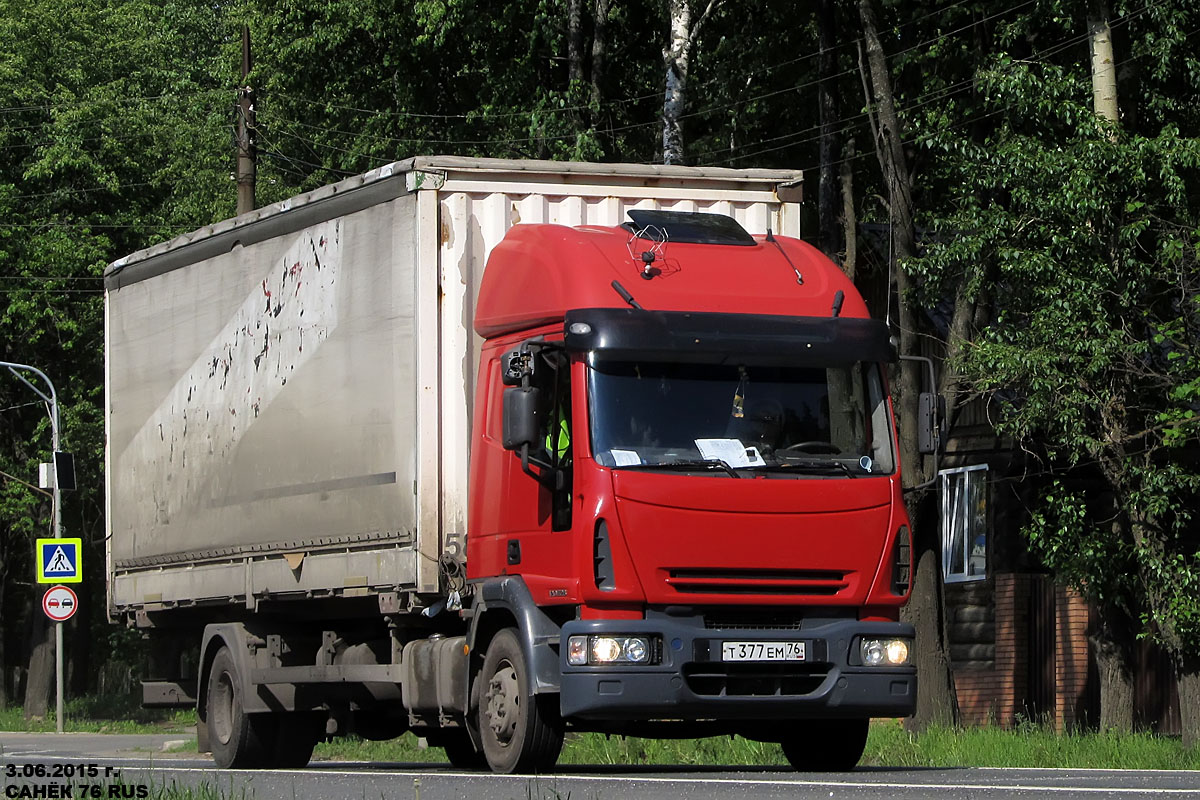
[269,0,987,125]
[0,89,229,117]
[700,0,1166,167]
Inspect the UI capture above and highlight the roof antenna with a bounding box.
[765,229,803,285]
[611,280,644,310]
[626,224,667,280]
[832,290,844,318]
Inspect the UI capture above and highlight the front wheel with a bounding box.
[477,629,563,773]
[780,718,869,771]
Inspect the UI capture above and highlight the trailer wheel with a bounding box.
[207,646,273,769]
[779,718,869,771]
[269,714,320,768]
[477,628,563,773]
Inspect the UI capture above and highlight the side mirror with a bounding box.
[502,387,543,450]
[917,392,945,455]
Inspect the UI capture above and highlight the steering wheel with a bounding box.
[782,441,842,455]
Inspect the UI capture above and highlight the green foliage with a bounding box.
[0,0,237,686]
[909,21,1200,660]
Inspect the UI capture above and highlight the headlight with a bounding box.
[860,637,912,666]
[567,635,656,665]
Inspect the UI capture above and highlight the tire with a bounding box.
[436,730,487,770]
[268,714,320,768]
[477,628,564,773]
[206,646,273,769]
[780,718,869,771]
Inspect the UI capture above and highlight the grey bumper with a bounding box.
[559,615,916,721]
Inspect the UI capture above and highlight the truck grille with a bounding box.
[702,609,805,630]
[666,568,848,596]
[683,663,829,697]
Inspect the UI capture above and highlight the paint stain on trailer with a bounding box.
[124,220,342,528]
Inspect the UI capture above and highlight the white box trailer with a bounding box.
[104,156,804,617]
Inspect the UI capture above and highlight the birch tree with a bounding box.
[662,0,720,164]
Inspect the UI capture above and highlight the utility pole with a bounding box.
[236,25,257,215]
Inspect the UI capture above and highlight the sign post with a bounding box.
[42,585,78,733]
[37,538,80,736]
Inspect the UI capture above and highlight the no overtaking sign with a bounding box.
[42,585,78,622]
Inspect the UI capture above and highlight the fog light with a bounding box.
[567,635,588,666]
[862,639,886,666]
[591,637,622,663]
[886,639,910,665]
[624,637,648,663]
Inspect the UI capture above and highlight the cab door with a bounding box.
[467,336,575,601]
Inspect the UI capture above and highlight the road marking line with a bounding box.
[254,771,1200,794]
[6,758,1197,794]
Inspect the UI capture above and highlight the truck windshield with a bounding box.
[588,361,895,476]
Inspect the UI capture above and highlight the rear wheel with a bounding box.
[268,713,321,768]
[477,629,563,773]
[206,646,273,769]
[779,718,869,771]
[435,730,487,769]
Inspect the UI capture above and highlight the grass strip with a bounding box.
[0,700,195,735]
[312,722,1200,770]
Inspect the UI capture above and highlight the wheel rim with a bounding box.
[211,670,235,747]
[484,659,520,745]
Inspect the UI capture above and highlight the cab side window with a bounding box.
[540,355,572,531]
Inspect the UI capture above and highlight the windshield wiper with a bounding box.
[763,459,858,478]
[624,459,742,478]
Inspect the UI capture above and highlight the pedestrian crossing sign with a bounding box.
[36,537,82,584]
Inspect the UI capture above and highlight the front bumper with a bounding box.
[559,613,916,721]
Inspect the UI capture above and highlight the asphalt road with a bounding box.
[2,734,1199,799]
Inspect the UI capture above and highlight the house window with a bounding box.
[941,464,988,582]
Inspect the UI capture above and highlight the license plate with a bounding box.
[721,641,806,662]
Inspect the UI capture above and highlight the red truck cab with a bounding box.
[465,211,914,772]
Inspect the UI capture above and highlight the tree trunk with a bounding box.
[590,0,612,111]
[1176,664,1200,749]
[859,0,957,731]
[939,262,982,425]
[0,579,6,708]
[903,538,958,731]
[662,0,692,165]
[568,0,585,85]
[0,561,7,707]
[661,0,719,165]
[858,0,919,474]
[1091,609,1134,733]
[840,137,857,282]
[1088,2,1118,125]
[23,606,54,720]
[817,0,841,260]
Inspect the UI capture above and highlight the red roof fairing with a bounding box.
[474,224,867,339]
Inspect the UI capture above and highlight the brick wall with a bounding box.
[953,573,1028,726]
[1053,586,1091,731]
[951,574,1092,729]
